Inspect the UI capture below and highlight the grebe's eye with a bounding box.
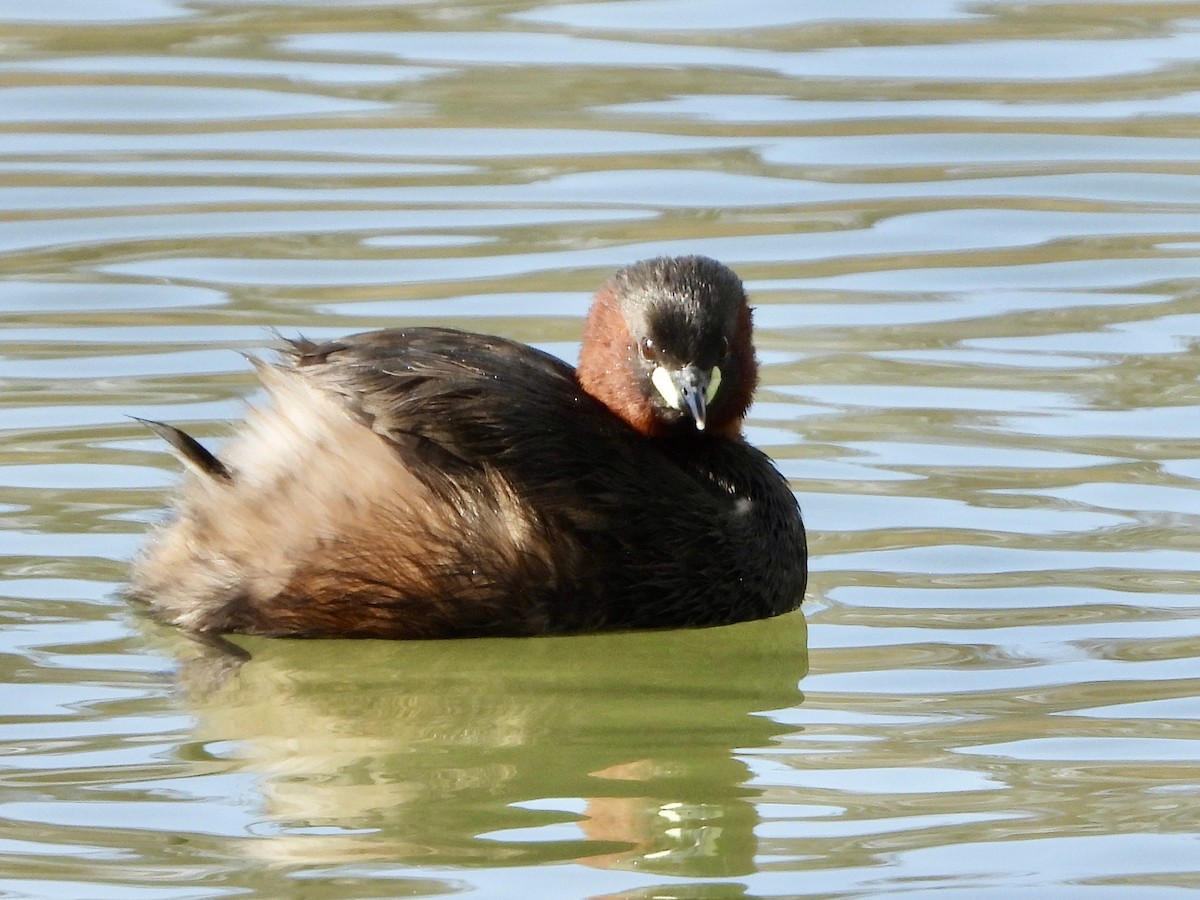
[639,337,656,361]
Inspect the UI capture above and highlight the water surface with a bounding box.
[2,0,1200,897]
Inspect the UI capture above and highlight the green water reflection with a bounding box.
[170,613,807,875]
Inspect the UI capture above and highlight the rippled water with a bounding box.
[3,1,1200,897]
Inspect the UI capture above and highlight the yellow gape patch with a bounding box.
[651,365,681,410]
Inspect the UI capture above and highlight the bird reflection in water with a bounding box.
[164,612,808,877]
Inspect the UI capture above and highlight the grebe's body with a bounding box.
[130,256,807,638]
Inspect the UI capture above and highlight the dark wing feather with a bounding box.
[282,328,618,470]
[135,417,232,482]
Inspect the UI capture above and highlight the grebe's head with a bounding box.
[577,256,758,438]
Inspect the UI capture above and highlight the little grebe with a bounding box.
[130,256,807,638]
